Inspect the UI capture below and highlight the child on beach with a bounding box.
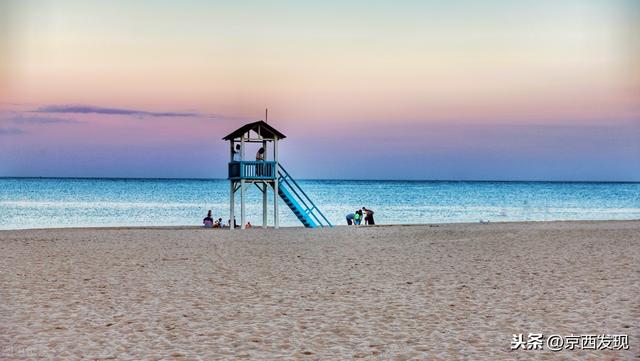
[354,210,362,225]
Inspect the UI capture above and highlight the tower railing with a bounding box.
[228,161,277,180]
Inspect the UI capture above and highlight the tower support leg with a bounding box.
[262,183,268,228]
[274,179,279,229]
[229,180,235,231]
[240,179,246,229]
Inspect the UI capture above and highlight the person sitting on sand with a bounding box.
[203,210,214,228]
[363,207,375,225]
[246,222,252,228]
[346,212,355,225]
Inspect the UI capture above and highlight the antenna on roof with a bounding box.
[265,108,268,123]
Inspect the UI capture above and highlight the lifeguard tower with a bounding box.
[223,120,332,229]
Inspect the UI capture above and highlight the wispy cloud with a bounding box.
[34,105,197,117]
[9,115,83,124]
[0,127,26,135]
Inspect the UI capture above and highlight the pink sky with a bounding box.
[1,0,639,180]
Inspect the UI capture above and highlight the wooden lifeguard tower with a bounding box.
[223,120,332,229]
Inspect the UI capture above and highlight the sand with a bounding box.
[0,221,638,360]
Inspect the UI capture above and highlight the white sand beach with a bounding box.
[1,221,638,360]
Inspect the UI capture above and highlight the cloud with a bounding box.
[9,115,83,124]
[34,105,197,117]
[0,127,26,135]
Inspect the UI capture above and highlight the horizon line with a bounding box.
[1,176,639,184]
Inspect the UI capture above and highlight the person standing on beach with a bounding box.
[346,212,355,225]
[363,207,375,225]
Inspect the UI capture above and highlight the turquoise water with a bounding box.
[0,178,639,229]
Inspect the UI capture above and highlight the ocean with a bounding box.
[0,178,639,230]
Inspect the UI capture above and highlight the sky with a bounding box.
[1,0,639,181]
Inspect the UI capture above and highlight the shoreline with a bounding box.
[1,218,639,233]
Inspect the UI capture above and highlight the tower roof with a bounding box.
[222,120,286,141]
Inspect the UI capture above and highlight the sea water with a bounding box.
[0,178,639,229]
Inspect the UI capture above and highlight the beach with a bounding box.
[1,221,638,360]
